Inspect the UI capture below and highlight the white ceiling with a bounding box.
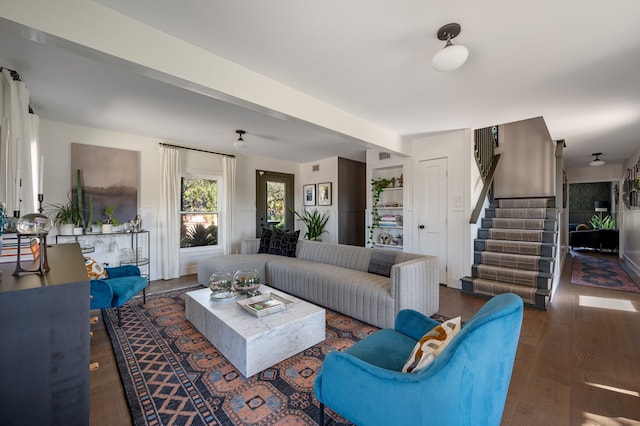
[1,0,640,167]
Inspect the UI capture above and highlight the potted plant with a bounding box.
[590,214,616,230]
[50,194,81,235]
[101,206,120,233]
[290,208,329,241]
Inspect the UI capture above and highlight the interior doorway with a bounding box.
[256,170,294,237]
[568,181,617,231]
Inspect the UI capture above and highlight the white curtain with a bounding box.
[222,156,236,254]
[0,69,39,216]
[158,145,181,279]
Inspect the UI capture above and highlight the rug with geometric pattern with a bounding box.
[103,286,384,425]
[570,252,640,293]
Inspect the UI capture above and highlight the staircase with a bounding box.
[462,198,558,309]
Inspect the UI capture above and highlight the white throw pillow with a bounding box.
[402,316,461,373]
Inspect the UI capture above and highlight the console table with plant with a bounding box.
[55,230,150,281]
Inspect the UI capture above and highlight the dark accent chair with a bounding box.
[90,265,148,326]
[314,293,524,426]
[569,229,619,251]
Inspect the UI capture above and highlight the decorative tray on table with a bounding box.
[236,292,294,317]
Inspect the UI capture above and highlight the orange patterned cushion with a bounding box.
[402,317,461,373]
[84,257,108,279]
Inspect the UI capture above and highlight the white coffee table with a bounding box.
[184,285,325,377]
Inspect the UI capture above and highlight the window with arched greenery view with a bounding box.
[181,177,218,248]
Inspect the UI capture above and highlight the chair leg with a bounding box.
[143,287,146,304]
[117,306,122,327]
[319,402,324,425]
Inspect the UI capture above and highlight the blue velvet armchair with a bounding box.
[314,293,524,426]
[90,265,148,326]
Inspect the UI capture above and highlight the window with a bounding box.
[180,177,218,248]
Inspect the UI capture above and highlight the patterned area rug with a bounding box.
[570,252,640,293]
[104,286,391,425]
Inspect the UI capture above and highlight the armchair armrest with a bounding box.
[90,279,114,309]
[105,265,141,278]
[315,350,428,425]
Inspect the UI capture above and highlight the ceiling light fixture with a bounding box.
[432,23,469,72]
[234,129,247,149]
[590,152,605,167]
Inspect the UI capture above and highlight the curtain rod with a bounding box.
[158,142,235,158]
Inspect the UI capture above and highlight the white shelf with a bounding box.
[373,243,403,249]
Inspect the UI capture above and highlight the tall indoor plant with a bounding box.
[290,208,329,241]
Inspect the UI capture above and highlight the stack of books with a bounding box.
[378,214,403,227]
[0,234,41,263]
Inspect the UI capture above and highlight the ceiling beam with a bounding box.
[0,0,408,155]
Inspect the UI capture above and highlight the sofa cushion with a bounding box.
[402,316,461,373]
[258,229,273,253]
[268,229,300,257]
[108,276,148,307]
[368,249,398,277]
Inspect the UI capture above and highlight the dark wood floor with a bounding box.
[89,252,640,426]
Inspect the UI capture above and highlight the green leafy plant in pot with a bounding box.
[290,208,329,241]
[50,193,82,235]
[101,206,121,233]
[590,214,616,230]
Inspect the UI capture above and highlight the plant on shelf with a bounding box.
[590,214,616,230]
[368,178,391,247]
[290,208,329,240]
[103,206,121,226]
[49,193,82,235]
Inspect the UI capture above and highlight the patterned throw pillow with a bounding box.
[258,229,273,253]
[402,316,462,373]
[84,257,108,279]
[267,229,300,257]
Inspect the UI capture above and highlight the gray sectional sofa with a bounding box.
[197,239,439,328]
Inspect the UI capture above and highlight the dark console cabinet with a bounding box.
[0,244,90,426]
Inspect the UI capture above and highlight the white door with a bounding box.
[416,158,448,284]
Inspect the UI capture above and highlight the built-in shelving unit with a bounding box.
[369,165,404,249]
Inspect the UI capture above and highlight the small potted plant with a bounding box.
[50,194,81,235]
[101,206,120,233]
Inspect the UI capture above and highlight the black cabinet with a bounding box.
[0,244,90,426]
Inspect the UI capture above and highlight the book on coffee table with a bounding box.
[237,292,294,317]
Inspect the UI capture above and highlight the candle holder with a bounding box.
[12,214,53,276]
[38,193,44,214]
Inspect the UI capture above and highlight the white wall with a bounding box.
[566,164,623,183]
[409,129,474,288]
[365,129,474,289]
[40,119,305,278]
[620,145,640,274]
[298,157,338,243]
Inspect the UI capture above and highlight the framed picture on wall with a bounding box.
[318,182,332,206]
[303,184,316,206]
